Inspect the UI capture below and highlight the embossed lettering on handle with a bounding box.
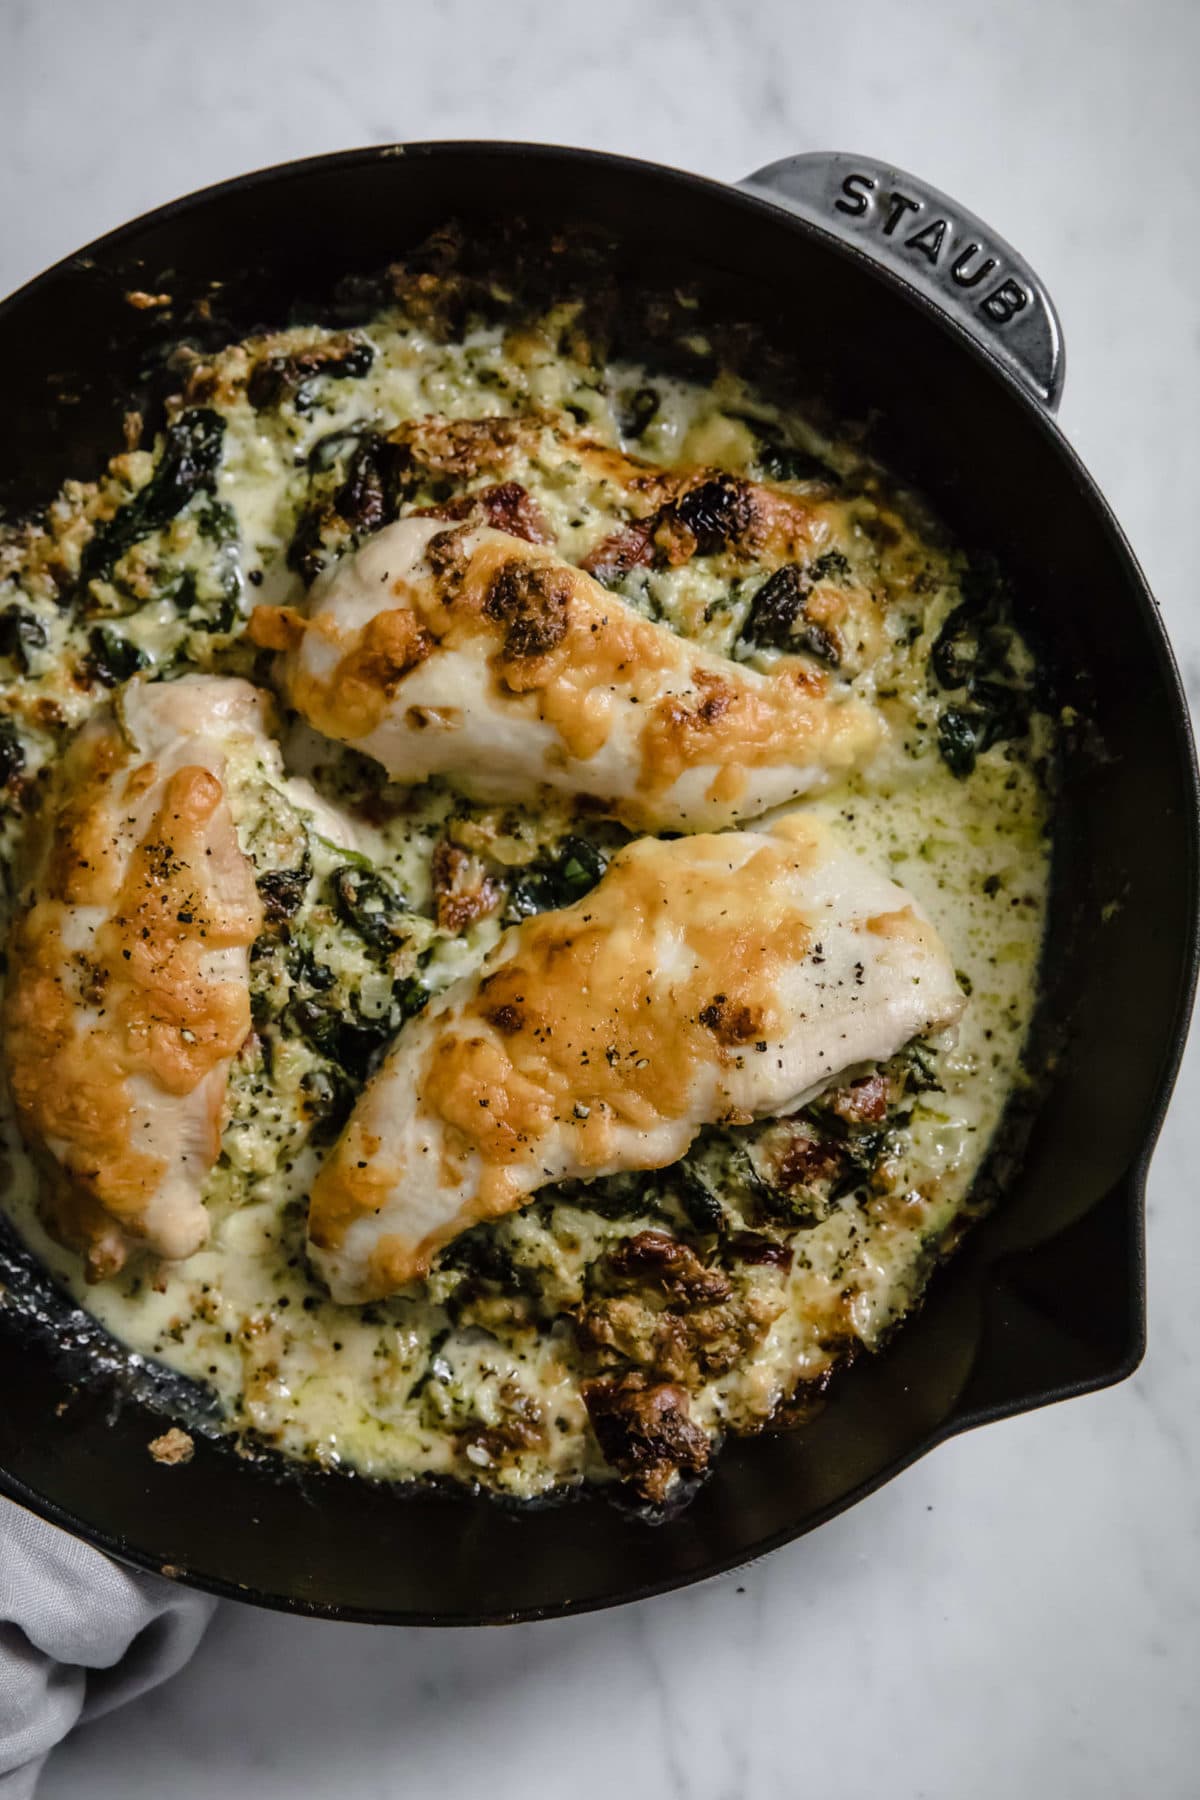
[739,153,1064,410]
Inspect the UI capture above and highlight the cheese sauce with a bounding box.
[0,234,1053,1504]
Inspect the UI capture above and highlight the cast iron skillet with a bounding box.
[0,144,1195,1625]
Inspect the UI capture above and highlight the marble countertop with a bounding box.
[3,0,1198,1794]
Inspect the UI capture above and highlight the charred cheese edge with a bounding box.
[257,518,881,831]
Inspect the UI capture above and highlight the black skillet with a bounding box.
[0,144,1195,1624]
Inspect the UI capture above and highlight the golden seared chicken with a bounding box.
[3,677,268,1277]
[253,517,880,832]
[308,814,964,1302]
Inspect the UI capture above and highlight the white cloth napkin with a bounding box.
[0,1500,215,1797]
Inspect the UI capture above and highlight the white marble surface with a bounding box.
[3,0,1199,1794]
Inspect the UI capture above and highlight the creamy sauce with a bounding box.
[0,245,1053,1503]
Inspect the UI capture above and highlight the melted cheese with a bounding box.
[263,518,881,830]
[309,816,964,1301]
[2,678,265,1274]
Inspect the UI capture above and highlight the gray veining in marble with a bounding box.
[2,0,1198,1794]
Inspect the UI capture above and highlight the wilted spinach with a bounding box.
[79,409,226,588]
[330,864,409,954]
[247,339,375,414]
[504,835,609,920]
[0,607,48,673]
[0,716,24,786]
[87,625,148,686]
[257,860,312,923]
[754,430,840,486]
[930,556,1037,779]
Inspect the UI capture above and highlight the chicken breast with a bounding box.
[3,676,268,1277]
[308,813,964,1302]
[253,517,881,832]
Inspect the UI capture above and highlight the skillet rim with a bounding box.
[0,139,1195,1624]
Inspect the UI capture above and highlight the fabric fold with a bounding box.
[0,1501,215,1797]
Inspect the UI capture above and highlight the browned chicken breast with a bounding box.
[3,677,268,1276]
[255,516,881,832]
[308,813,964,1302]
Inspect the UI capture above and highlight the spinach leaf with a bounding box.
[439,1222,518,1285]
[330,864,409,954]
[287,433,412,585]
[0,717,25,786]
[755,434,840,486]
[0,607,48,673]
[79,409,226,587]
[674,1160,728,1233]
[287,997,394,1082]
[900,1041,944,1095]
[248,339,375,413]
[393,974,430,1021]
[87,626,148,687]
[937,706,986,778]
[505,834,609,920]
[937,690,1031,780]
[931,556,1037,779]
[256,861,312,923]
[285,942,428,1084]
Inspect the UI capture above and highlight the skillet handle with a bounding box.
[738,152,1065,411]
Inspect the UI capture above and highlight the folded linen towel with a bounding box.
[0,1501,214,1797]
